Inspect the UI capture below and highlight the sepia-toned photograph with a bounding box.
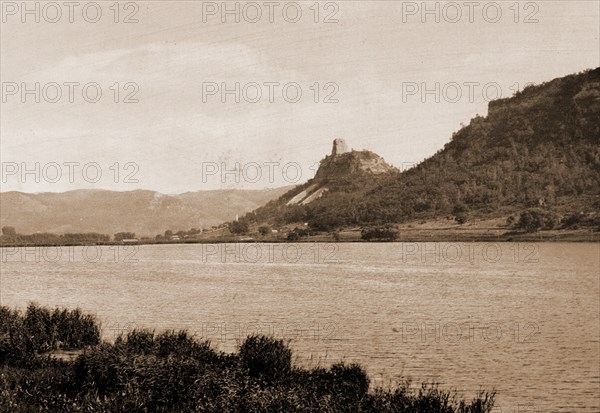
[1,1,599,412]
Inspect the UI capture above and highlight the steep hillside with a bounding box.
[0,187,292,236]
[243,68,600,231]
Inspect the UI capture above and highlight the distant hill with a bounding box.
[0,187,292,237]
[242,68,600,231]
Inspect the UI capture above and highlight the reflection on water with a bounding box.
[1,242,599,411]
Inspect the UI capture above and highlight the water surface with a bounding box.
[1,242,598,411]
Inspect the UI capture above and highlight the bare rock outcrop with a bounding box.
[315,140,395,182]
[331,138,350,156]
[287,139,395,205]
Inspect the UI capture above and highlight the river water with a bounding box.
[1,242,598,411]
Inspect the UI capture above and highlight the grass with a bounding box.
[0,304,100,366]
[0,304,496,412]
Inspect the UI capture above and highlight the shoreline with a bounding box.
[0,228,597,248]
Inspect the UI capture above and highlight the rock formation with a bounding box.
[287,139,395,205]
[331,138,350,156]
[316,140,395,182]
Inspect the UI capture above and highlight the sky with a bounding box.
[1,0,599,193]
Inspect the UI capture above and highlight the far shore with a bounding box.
[0,227,597,248]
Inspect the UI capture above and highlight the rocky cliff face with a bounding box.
[315,150,395,182]
[287,140,395,205]
[315,140,395,182]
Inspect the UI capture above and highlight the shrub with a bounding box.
[329,363,370,402]
[114,232,136,241]
[516,208,560,232]
[562,213,582,228]
[361,226,399,241]
[0,305,497,413]
[0,307,27,364]
[230,220,250,234]
[0,304,100,365]
[239,335,292,382]
[455,213,468,225]
[73,343,125,395]
[1,226,16,237]
[154,330,216,362]
[287,227,310,241]
[287,231,300,241]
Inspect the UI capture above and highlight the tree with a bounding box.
[455,213,468,225]
[516,208,559,232]
[286,227,310,241]
[114,232,136,242]
[517,210,544,232]
[230,221,249,235]
[258,226,271,236]
[2,226,17,237]
[361,226,398,241]
[286,231,300,241]
[506,215,517,227]
[283,205,307,224]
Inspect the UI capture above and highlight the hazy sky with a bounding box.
[1,0,598,193]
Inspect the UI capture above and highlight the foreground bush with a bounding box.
[0,304,100,365]
[0,305,496,413]
[239,334,292,382]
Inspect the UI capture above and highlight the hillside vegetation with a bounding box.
[242,68,600,232]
